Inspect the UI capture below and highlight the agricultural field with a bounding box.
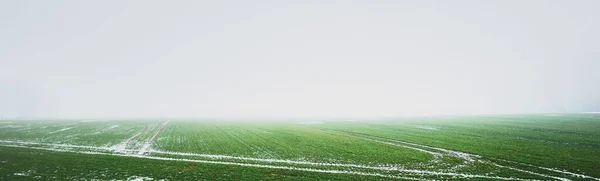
[0,114,599,180]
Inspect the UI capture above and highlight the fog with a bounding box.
[1,0,599,118]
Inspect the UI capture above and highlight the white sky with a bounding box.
[1,0,599,118]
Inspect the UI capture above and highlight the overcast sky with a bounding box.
[1,0,599,118]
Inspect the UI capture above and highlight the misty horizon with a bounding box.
[2,0,599,118]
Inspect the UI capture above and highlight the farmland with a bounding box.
[0,114,599,180]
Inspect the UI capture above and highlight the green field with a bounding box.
[0,114,599,180]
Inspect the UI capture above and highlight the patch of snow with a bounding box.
[16,127,32,131]
[1,125,21,128]
[13,172,28,176]
[113,124,153,153]
[138,121,169,155]
[49,127,72,134]
[2,128,598,181]
[0,141,585,181]
[126,176,165,181]
[13,170,34,176]
[92,125,120,135]
[414,125,440,130]
[496,159,600,181]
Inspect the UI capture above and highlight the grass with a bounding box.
[323,114,600,177]
[154,121,433,165]
[0,146,383,181]
[0,113,598,180]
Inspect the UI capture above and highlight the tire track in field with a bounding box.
[331,130,600,181]
[331,130,478,161]
[2,127,598,180]
[489,158,600,181]
[0,143,541,181]
[0,140,553,180]
[137,121,169,155]
[341,131,561,180]
[113,124,153,153]
[5,136,590,181]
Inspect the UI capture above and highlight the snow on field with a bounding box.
[124,176,167,181]
[13,172,28,176]
[92,125,120,135]
[49,127,73,134]
[137,121,169,155]
[0,121,12,124]
[0,149,536,180]
[366,135,480,162]
[1,125,22,128]
[108,121,170,155]
[137,144,152,155]
[1,138,598,181]
[113,124,153,153]
[347,132,600,180]
[13,170,34,176]
[496,158,600,180]
[1,120,599,181]
[414,125,440,130]
[0,140,114,152]
[16,127,32,131]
